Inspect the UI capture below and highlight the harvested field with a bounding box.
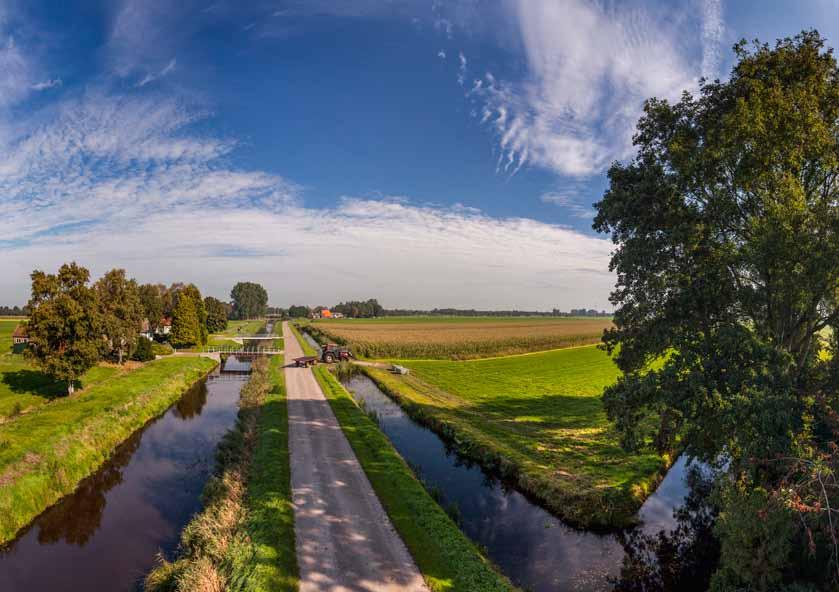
[311,316,613,359]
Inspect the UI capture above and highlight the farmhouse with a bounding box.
[12,324,29,344]
[157,317,172,336]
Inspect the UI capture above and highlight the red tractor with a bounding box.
[293,344,353,367]
[321,344,353,363]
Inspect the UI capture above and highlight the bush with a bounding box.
[132,337,155,361]
[152,341,174,357]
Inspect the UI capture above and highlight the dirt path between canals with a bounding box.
[282,322,429,592]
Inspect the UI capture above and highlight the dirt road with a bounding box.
[282,322,429,592]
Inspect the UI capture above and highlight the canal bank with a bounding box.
[339,371,704,592]
[0,357,244,590]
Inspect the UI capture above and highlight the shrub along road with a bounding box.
[282,321,429,592]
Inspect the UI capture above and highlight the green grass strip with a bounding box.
[289,322,318,356]
[312,366,516,592]
[236,356,298,591]
[0,356,216,543]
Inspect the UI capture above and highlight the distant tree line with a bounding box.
[383,307,611,317]
[283,298,612,319]
[0,305,29,316]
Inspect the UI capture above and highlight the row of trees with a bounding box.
[24,264,236,394]
[0,305,29,316]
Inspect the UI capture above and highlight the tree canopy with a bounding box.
[25,263,102,394]
[230,282,268,319]
[95,269,143,364]
[170,294,201,348]
[595,31,839,588]
[332,299,383,318]
[204,296,228,334]
[287,304,311,318]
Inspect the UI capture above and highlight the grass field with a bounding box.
[362,345,668,528]
[0,319,19,353]
[145,357,297,592]
[222,320,268,336]
[314,366,514,592]
[0,319,127,419]
[310,316,613,359]
[0,356,215,543]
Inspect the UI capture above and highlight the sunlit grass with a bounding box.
[362,345,669,527]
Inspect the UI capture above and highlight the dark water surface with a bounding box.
[341,374,696,592]
[0,358,249,591]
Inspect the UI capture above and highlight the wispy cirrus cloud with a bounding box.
[469,0,725,178]
[0,87,613,309]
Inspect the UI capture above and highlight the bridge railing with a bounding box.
[203,345,284,355]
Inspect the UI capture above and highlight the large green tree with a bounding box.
[25,263,101,395]
[204,296,228,334]
[138,283,164,332]
[95,269,143,364]
[230,282,268,319]
[181,285,208,345]
[170,295,200,348]
[595,32,839,588]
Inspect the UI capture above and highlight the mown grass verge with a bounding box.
[289,322,318,356]
[0,356,216,543]
[145,356,297,592]
[312,365,515,592]
[360,347,671,529]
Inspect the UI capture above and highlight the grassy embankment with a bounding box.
[312,366,515,592]
[0,319,127,420]
[361,345,669,528]
[204,320,266,349]
[0,356,216,543]
[146,356,297,592]
[309,316,613,359]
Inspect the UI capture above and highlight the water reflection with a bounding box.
[35,431,142,546]
[172,379,208,419]
[341,374,702,592]
[0,367,246,591]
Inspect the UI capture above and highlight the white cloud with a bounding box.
[540,191,595,219]
[457,51,467,86]
[701,0,724,79]
[437,49,446,59]
[470,0,724,177]
[31,78,62,91]
[0,89,613,310]
[136,58,177,87]
[2,199,614,310]
[0,35,34,109]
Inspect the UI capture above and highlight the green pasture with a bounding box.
[366,345,669,527]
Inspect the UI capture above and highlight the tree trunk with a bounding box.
[67,381,75,396]
[118,347,123,365]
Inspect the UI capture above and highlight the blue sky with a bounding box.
[1,0,837,309]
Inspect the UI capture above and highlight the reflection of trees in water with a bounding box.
[173,380,208,419]
[34,430,142,546]
[612,465,721,591]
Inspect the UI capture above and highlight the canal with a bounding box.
[0,356,250,591]
[340,372,701,592]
